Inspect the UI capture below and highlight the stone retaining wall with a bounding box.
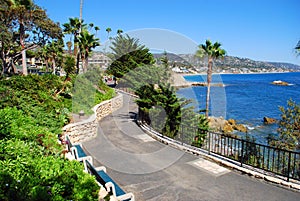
[63,93,123,143]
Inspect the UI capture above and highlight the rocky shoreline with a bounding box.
[208,117,248,135]
[208,116,278,138]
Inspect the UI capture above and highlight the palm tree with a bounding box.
[117,29,123,35]
[77,29,100,72]
[196,39,226,117]
[47,40,64,74]
[37,45,50,71]
[94,26,100,36]
[66,41,72,55]
[106,27,112,39]
[295,40,300,56]
[63,17,83,72]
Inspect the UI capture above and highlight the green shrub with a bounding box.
[0,139,99,201]
[0,74,110,200]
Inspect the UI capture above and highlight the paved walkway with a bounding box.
[83,93,300,201]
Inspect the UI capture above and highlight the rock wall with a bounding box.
[63,93,123,143]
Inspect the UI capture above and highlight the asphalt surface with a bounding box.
[83,93,300,201]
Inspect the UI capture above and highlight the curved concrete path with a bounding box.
[83,93,300,201]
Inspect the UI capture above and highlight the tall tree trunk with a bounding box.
[45,60,49,72]
[11,61,17,74]
[22,49,27,75]
[52,58,56,74]
[0,53,6,75]
[205,57,213,118]
[20,21,27,75]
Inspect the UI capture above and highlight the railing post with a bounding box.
[208,132,211,155]
[287,151,292,182]
[240,140,244,167]
[181,125,184,145]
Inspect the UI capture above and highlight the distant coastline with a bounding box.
[172,71,298,88]
[182,70,298,77]
[153,53,300,75]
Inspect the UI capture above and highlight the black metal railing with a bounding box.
[204,131,300,182]
[138,113,300,182]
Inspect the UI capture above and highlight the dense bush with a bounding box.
[0,139,99,201]
[72,67,115,114]
[269,99,300,151]
[0,74,114,200]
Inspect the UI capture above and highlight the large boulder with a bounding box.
[222,123,234,133]
[227,119,236,125]
[209,117,248,133]
[263,117,277,124]
[224,118,248,133]
[208,117,226,131]
[271,80,289,86]
[233,124,248,133]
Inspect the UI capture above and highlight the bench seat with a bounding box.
[73,144,87,158]
[85,160,134,201]
[65,135,87,160]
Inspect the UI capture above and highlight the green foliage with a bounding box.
[72,68,115,114]
[63,17,100,73]
[0,75,72,131]
[270,99,300,151]
[118,56,208,140]
[241,134,261,166]
[0,139,99,201]
[62,55,76,77]
[190,114,209,147]
[0,74,103,200]
[136,83,183,138]
[106,34,155,78]
[76,29,100,72]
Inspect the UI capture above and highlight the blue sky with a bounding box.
[35,0,300,65]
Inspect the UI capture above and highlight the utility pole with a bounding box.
[77,0,83,73]
[79,0,83,32]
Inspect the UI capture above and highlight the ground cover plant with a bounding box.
[0,74,114,200]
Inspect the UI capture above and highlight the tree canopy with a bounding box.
[0,0,63,75]
[106,34,155,78]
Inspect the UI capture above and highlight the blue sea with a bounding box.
[177,72,300,144]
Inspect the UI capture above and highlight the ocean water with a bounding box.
[177,72,300,144]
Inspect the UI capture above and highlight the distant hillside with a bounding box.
[267,62,300,70]
[153,53,300,73]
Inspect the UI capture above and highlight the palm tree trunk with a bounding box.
[85,54,88,72]
[205,57,213,118]
[81,56,86,73]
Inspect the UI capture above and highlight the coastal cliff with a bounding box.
[154,53,300,74]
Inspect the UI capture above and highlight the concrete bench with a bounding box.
[85,159,135,201]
